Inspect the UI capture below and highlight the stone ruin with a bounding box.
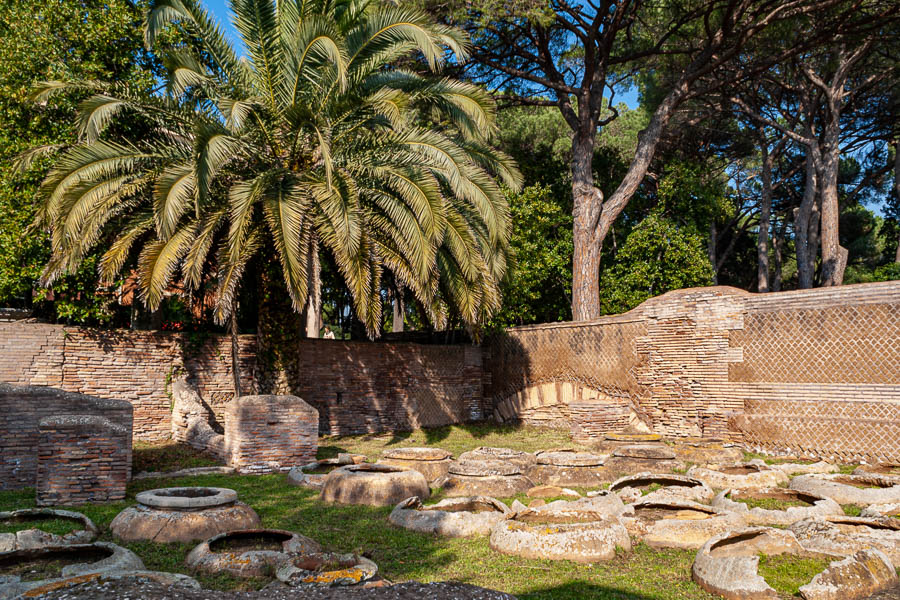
[0,383,133,505]
[171,377,319,474]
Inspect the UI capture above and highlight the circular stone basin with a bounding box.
[687,463,789,490]
[320,464,430,507]
[438,459,534,497]
[0,541,144,596]
[610,473,714,504]
[389,496,512,537]
[603,445,683,477]
[790,473,900,506]
[135,487,237,510]
[275,552,378,587]
[712,487,842,526]
[594,433,663,452]
[0,509,98,552]
[489,509,631,563]
[863,503,900,519]
[527,450,607,487]
[520,492,626,521]
[288,460,350,490]
[692,527,896,600]
[378,447,453,483]
[185,529,323,578]
[620,499,746,549]
[671,439,744,466]
[790,516,900,567]
[458,447,536,470]
[855,464,900,479]
[110,487,260,544]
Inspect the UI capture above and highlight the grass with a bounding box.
[0,517,81,536]
[132,441,221,473]
[735,497,808,511]
[842,504,863,516]
[6,425,866,600]
[756,554,831,598]
[317,423,588,462]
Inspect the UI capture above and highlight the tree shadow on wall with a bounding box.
[483,330,534,425]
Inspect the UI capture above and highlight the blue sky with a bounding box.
[202,0,640,108]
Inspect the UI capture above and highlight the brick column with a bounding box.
[36,415,130,506]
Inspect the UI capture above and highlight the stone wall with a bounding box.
[0,383,133,490]
[486,282,900,462]
[0,322,482,440]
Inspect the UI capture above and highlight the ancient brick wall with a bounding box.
[268,339,484,436]
[486,282,900,462]
[0,323,256,441]
[36,415,130,505]
[0,322,482,440]
[0,383,133,490]
[224,395,319,474]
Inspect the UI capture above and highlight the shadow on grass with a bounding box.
[132,440,221,473]
[519,581,661,600]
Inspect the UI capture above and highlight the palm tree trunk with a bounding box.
[304,238,322,338]
[230,296,242,399]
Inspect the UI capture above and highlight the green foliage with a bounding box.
[600,214,714,314]
[0,0,154,322]
[492,185,572,326]
[35,0,520,335]
[872,262,900,282]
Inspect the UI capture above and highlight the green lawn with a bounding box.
[0,425,774,599]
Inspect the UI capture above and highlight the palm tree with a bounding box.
[30,0,521,353]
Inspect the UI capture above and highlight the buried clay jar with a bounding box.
[0,509,98,552]
[489,508,631,563]
[320,464,430,507]
[389,496,512,537]
[110,487,260,544]
[185,529,323,578]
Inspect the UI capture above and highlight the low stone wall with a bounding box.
[0,383,133,491]
[487,282,900,462]
[36,415,130,505]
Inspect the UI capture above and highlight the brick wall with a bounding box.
[267,339,484,436]
[0,323,256,440]
[0,322,482,440]
[36,415,130,505]
[0,383,133,490]
[224,395,319,474]
[486,282,900,462]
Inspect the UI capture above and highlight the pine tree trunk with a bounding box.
[571,128,602,321]
[709,221,718,285]
[773,217,785,292]
[819,106,847,286]
[757,139,773,292]
[894,145,900,263]
[796,151,818,289]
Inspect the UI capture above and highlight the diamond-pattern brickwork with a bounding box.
[486,282,900,463]
[730,303,900,384]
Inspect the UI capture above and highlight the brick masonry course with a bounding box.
[1,281,899,464]
[0,383,133,491]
